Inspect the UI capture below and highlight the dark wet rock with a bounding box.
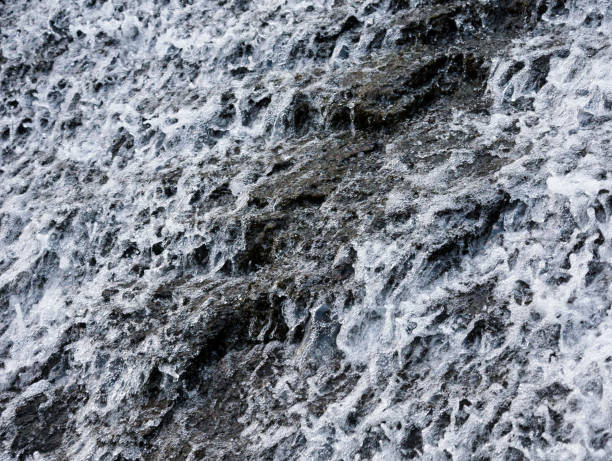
[592,431,611,450]
[549,0,569,17]
[513,280,534,305]
[217,91,237,128]
[504,446,527,461]
[583,11,604,27]
[190,243,210,267]
[499,61,526,87]
[242,95,271,126]
[5,386,87,460]
[330,50,490,133]
[396,9,458,46]
[357,426,389,458]
[284,92,318,137]
[0,0,609,460]
[367,29,386,50]
[230,66,250,77]
[578,110,612,128]
[585,260,608,286]
[234,217,286,273]
[525,54,552,92]
[400,424,423,458]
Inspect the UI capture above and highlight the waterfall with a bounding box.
[0,0,610,459]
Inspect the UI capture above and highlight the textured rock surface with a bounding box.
[0,0,611,460]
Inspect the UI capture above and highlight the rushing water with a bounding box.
[0,0,610,460]
[327,3,612,459]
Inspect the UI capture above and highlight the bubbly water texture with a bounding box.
[0,0,611,460]
[333,4,612,460]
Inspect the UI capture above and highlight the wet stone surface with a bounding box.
[0,0,611,460]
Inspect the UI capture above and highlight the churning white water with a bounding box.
[0,0,610,459]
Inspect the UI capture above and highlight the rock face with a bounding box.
[0,0,611,460]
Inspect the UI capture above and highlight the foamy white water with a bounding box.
[0,0,610,459]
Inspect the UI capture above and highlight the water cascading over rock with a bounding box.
[0,0,610,459]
